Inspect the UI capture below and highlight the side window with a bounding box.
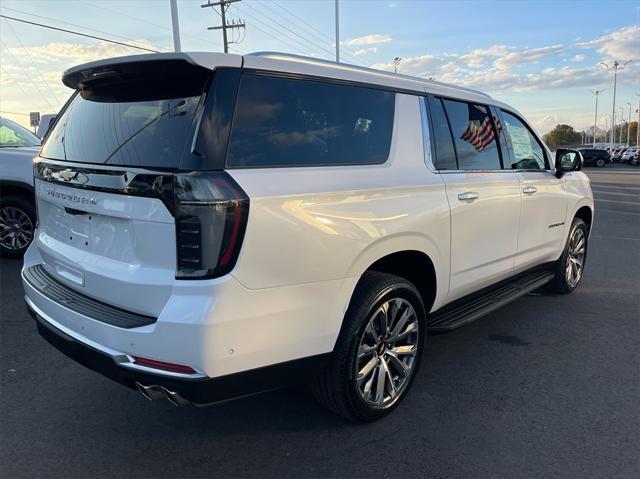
[418,96,433,168]
[442,99,502,170]
[500,110,546,170]
[226,74,395,168]
[426,96,457,170]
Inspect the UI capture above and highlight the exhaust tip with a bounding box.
[136,382,164,401]
[135,382,190,406]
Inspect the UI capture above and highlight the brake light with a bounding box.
[174,171,249,279]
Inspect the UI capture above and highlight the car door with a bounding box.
[427,97,521,301]
[497,109,568,269]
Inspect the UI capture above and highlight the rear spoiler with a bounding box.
[62,52,242,90]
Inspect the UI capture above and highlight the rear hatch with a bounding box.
[33,54,244,317]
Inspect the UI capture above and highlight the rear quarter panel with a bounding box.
[228,93,451,311]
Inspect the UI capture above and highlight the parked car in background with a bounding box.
[630,149,640,166]
[621,147,638,163]
[579,148,610,167]
[612,148,628,162]
[22,52,593,422]
[0,117,40,257]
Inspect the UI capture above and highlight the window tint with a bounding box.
[40,94,201,168]
[442,99,501,170]
[227,74,395,168]
[426,96,457,170]
[501,110,546,170]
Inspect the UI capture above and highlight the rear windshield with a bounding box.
[40,93,201,169]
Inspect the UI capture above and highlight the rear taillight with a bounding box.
[174,171,249,279]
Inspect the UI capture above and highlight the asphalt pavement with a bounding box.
[1,165,638,478]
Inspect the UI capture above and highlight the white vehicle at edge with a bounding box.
[0,117,41,257]
[22,52,593,422]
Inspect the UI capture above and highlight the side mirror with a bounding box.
[555,149,583,178]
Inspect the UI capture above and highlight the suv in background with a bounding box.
[22,52,593,422]
[0,117,41,257]
[579,148,610,167]
[621,147,638,163]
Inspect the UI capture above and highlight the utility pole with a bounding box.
[590,90,603,147]
[170,0,181,52]
[202,0,245,53]
[637,94,640,147]
[626,102,632,146]
[335,0,340,62]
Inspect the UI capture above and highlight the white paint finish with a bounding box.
[440,171,521,300]
[515,171,568,268]
[34,180,176,316]
[23,244,357,377]
[228,95,451,311]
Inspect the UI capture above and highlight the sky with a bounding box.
[1,0,639,135]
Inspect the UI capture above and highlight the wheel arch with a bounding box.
[0,181,35,202]
[574,205,593,233]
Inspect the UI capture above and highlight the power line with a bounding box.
[1,6,171,51]
[0,14,160,53]
[239,1,336,59]
[77,1,223,49]
[0,111,30,116]
[3,18,63,109]
[264,0,379,65]
[231,7,308,56]
[0,38,58,112]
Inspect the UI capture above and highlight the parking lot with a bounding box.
[1,166,638,478]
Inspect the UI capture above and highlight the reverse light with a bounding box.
[174,171,249,279]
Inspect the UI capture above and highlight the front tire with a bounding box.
[546,217,588,294]
[312,272,426,422]
[595,158,605,167]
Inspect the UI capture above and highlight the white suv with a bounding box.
[22,52,593,421]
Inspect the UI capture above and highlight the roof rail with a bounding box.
[246,51,491,99]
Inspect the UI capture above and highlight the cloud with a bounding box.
[4,40,158,67]
[493,44,564,69]
[354,47,378,56]
[343,34,392,46]
[575,25,639,60]
[455,44,563,69]
[570,54,587,62]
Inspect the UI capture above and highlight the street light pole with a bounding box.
[619,106,624,144]
[626,102,632,147]
[170,0,181,52]
[601,60,631,148]
[335,0,340,62]
[590,89,603,148]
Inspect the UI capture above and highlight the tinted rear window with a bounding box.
[226,74,395,168]
[40,93,201,169]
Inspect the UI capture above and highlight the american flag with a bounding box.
[460,105,501,152]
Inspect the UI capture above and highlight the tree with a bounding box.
[542,124,582,149]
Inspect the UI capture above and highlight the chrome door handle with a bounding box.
[458,192,479,202]
[523,186,537,195]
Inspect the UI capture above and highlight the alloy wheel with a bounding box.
[355,298,419,409]
[565,227,586,288]
[0,206,34,251]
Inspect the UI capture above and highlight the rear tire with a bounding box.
[545,217,588,294]
[595,158,605,167]
[0,195,36,258]
[312,272,426,422]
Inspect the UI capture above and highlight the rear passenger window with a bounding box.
[426,96,457,170]
[442,99,502,170]
[501,111,546,170]
[226,74,395,168]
